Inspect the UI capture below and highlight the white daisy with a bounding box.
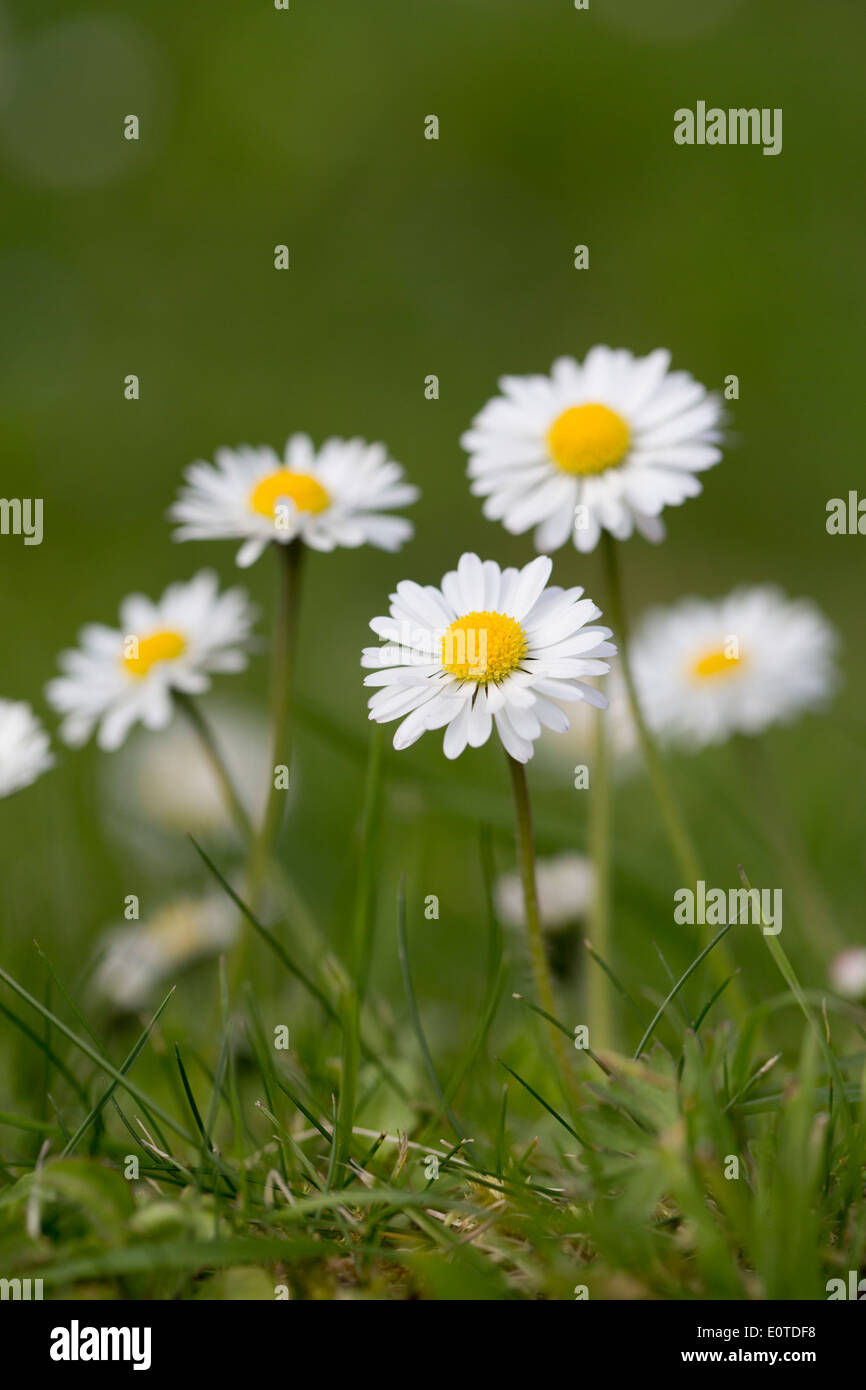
[495,852,595,933]
[92,895,237,1012]
[0,699,54,798]
[629,586,839,750]
[829,948,866,1000]
[46,570,256,752]
[462,346,723,554]
[362,552,616,763]
[170,432,419,568]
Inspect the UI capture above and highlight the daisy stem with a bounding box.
[263,538,304,844]
[175,693,253,843]
[587,706,613,1050]
[236,540,304,985]
[600,534,699,882]
[600,533,743,1012]
[506,753,577,1100]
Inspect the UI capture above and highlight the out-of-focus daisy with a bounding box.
[362,551,615,763]
[92,895,237,1012]
[101,701,270,860]
[629,587,839,750]
[0,699,54,797]
[495,852,595,933]
[46,570,256,752]
[829,948,866,1000]
[462,346,722,554]
[170,432,419,568]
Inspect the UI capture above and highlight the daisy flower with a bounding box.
[170,432,419,568]
[0,699,54,798]
[629,586,839,750]
[462,346,723,554]
[46,570,256,752]
[362,552,616,763]
[92,895,237,1012]
[495,851,595,933]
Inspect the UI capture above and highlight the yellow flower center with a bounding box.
[123,629,187,677]
[691,647,743,680]
[547,403,631,475]
[249,469,330,519]
[441,610,527,684]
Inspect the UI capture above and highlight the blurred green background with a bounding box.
[1,0,864,1096]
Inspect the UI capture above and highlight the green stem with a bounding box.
[175,693,253,843]
[587,704,613,1050]
[350,725,384,1004]
[506,752,577,1100]
[235,540,304,989]
[600,533,743,1012]
[601,533,700,885]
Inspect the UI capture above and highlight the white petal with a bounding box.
[506,555,553,620]
[493,707,534,763]
[443,701,472,759]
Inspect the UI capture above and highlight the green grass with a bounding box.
[1,792,863,1301]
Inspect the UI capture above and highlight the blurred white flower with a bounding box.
[462,346,722,554]
[102,701,270,843]
[0,698,53,798]
[171,433,419,568]
[495,852,595,933]
[46,570,256,751]
[92,895,237,1012]
[629,587,839,750]
[829,948,866,1000]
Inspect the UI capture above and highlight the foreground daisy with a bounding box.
[462,346,723,553]
[629,586,839,750]
[46,570,256,751]
[170,432,419,568]
[0,699,54,798]
[362,552,615,762]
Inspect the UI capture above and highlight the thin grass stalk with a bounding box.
[587,704,613,1049]
[505,752,577,1103]
[600,532,743,1013]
